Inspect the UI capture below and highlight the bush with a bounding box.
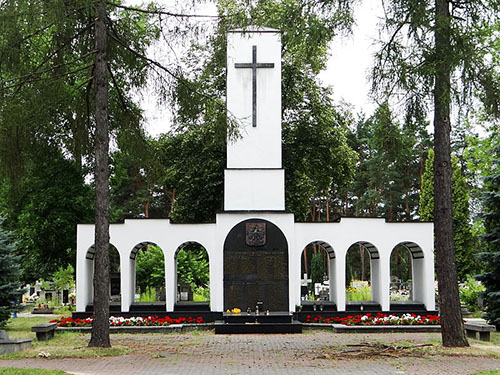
[459,275,485,312]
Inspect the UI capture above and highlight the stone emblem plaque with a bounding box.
[246,222,266,246]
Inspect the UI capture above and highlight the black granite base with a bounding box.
[214,322,302,334]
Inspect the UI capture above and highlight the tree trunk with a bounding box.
[433,0,468,347]
[89,0,111,348]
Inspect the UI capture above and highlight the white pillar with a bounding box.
[131,260,136,304]
[77,256,93,312]
[289,245,301,312]
[120,251,131,312]
[328,258,335,303]
[211,245,224,312]
[371,253,390,311]
[166,250,176,312]
[335,256,346,311]
[423,249,436,310]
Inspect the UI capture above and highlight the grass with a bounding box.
[1,317,131,359]
[346,286,371,301]
[0,369,67,375]
[472,372,500,375]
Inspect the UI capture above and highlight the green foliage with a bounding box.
[9,149,93,281]
[0,218,23,327]
[419,149,435,222]
[176,244,209,289]
[52,265,75,292]
[0,0,160,281]
[476,142,500,329]
[346,285,371,302]
[419,149,478,280]
[310,252,325,285]
[137,286,157,302]
[193,286,210,302]
[459,275,485,312]
[343,103,430,220]
[135,245,165,294]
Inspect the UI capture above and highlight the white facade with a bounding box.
[76,27,435,314]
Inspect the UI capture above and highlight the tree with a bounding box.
[52,264,75,303]
[88,0,111,349]
[419,149,477,280]
[3,148,93,281]
[310,252,325,286]
[0,218,22,327]
[135,245,165,293]
[372,0,500,347]
[345,103,430,220]
[176,244,209,289]
[1,0,161,347]
[476,142,500,329]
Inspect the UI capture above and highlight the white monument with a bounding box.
[76,27,435,314]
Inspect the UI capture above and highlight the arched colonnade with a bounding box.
[76,216,435,313]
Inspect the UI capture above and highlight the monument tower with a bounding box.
[225,27,284,211]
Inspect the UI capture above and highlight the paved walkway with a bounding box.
[1,331,499,375]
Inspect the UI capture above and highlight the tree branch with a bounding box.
[3,50,96,85]
[1,64,94,92]
[106,2,224,18]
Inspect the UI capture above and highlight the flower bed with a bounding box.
[305,313,440,326]
[50,315,205,327]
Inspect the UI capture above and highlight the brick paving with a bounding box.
[1,331,499,374]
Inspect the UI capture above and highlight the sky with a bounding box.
[131,1,385,137]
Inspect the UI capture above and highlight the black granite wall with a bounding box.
[223,219,289,312]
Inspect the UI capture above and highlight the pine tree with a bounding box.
[0,219,22,327]
[476,144,500,329]
[419,149,477,280]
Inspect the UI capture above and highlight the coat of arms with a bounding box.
[246,223,266,246]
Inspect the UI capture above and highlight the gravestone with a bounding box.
[224,219,289,312]
[0,330,32,354]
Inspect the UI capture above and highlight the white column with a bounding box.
[335,256,346,311]
[77,257,93,312]
[289,245,301,312]
[371,254,390,311]
[166,250,176,312]
[328,258,336,303]
[422,250,436,310]
[131,260,136,304]
[210,245,224,312]
[120,251,131,312]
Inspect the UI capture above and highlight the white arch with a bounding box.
[80,243,121,311]
[127,242,166,309]
[345,241,384,308]
[174,241,212,303]
[390,241,426,306]
[300,240,337,305]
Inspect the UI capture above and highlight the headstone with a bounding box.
[0,330,9,341]
[0,330,32,355]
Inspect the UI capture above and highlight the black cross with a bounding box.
[235,45,275,127]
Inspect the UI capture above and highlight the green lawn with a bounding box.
[0,369,66,375]
[1,317,131,359]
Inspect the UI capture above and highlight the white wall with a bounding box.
[77,216,434,313]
